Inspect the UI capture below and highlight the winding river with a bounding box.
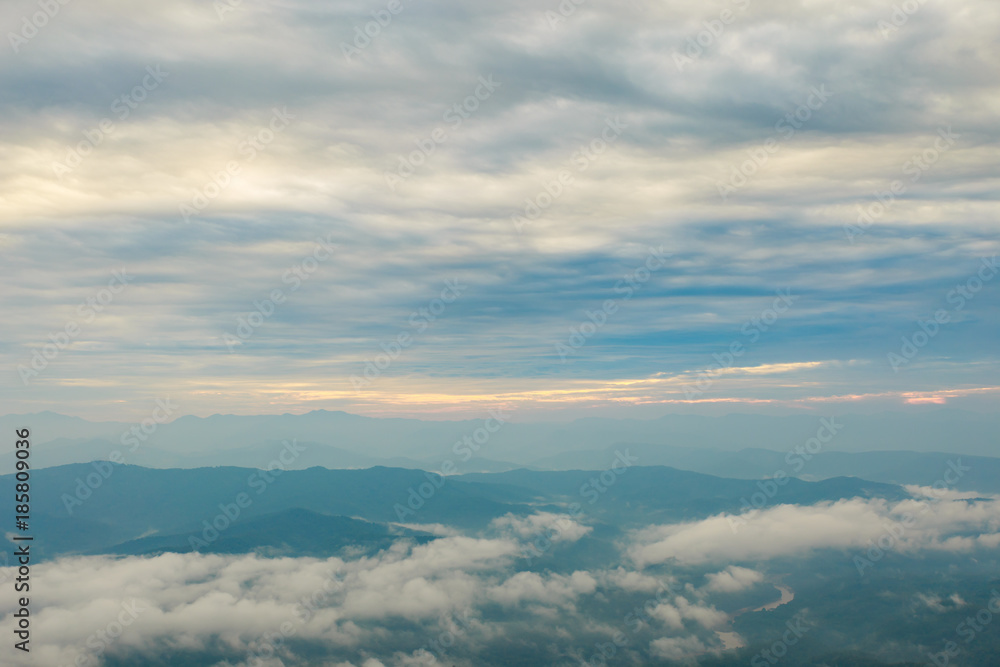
[715,583,796,650]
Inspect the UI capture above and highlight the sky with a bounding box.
[1,0,998,421]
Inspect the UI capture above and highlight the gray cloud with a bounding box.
[0,0,998,419]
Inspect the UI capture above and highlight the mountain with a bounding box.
[0,462,909,560]
[10,463,537,559]
[105,508,436,558]
[532,444,1000,493]
[456,465,909,525]
[4,408,998,475]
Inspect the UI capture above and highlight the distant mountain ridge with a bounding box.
[4,409,997,493]
[531,444,1000,493]
[0,462,910,561]
[3,408,998,465]
[105,508,436,558]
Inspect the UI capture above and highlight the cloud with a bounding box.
[650,635,708,660]
[704,566,765,593]
[0,536,524,667]
[487,570,597,607]
[600,567,668,593]
[648,596,728,631]
[7,490,989,666]
[0,535,732,666]
[489,511,592,543]
[0,0,998,419]
[630,494,1000,566]
[916,592,966,613]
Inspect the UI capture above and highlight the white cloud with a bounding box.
[490,511,592,543]
[649,635,707,660]
[704,566,765,593]
[600,567,670,593]
[630,495,1000,566]
[0,536,523,666]
[488,570,597,608]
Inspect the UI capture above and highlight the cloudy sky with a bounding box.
[1,0,998,420]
